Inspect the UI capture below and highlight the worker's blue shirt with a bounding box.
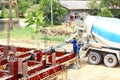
[77,43,83,53]
[71,39,77,48]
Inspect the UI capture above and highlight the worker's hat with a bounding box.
[77,26,85,31]
[73,37,76,39]
[29,50,34,53]
[37,48,42,50]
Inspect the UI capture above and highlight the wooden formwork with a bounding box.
[0,44,37,80]
[0,44,78,80]
[0,59,18,80]
[26,52,76,80]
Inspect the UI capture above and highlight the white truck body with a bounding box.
[79,16,120,67]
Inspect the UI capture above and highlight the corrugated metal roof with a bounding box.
[59,1,90,10]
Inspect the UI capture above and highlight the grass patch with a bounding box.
[0,26,68,42]
[11,26,35,39]
[0,31,7,39]
[41,35,67,42]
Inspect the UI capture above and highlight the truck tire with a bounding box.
[104,54,118,67]
[88,52,102,65]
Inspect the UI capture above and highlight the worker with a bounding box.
[7,51,15,60]
[70,37,77,55]
[6,51,15,70]
[77,41,84,59]
[29,50,35,61]
[36,51,42,61]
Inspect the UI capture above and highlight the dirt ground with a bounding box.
[67,58,120,80]
[1,39,120,80]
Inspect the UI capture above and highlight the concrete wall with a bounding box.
[0,18,19,31]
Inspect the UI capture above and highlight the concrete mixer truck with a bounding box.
[67,16,120,67]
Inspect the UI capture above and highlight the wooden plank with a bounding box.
[0,59,8,66]
[0,75,13,80]
[28,65,62,79]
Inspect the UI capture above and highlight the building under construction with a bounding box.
[0,0,80,80]
[0,43,79,80]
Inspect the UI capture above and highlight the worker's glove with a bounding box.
[65,39,70,43]
[51,49,55,53]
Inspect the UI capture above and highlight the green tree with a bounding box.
[98,7,113,17]
[32,0,40,4]
[18,0,32,18]
[52,0,68,25]
[25,4,44,32]
[39,0,68,25]
[101,0,120,17]
[26,0,68,30]
[88,0,120,17]
[88,0,100,15]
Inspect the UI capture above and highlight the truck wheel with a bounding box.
[104,54,118,67]
[88,52,102,65]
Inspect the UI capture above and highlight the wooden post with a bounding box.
[7,0,13,46]
[13,0,19,18]
[10,59,18,80]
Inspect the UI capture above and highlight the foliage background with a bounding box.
[88,0,120,17]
